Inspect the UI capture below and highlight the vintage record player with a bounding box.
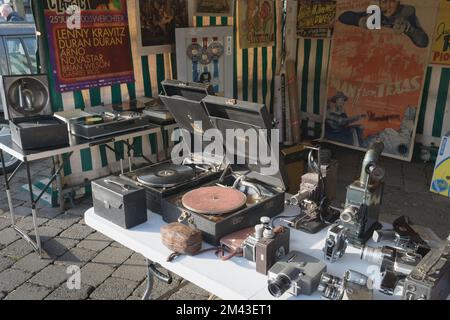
[70,103,154,140]
[0,74,69,150]
[120,80,222,214]
[161,96,288,245]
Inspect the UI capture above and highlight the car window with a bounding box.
[0,43,7,75]
[22,37,37,73]
[5,38,32,74]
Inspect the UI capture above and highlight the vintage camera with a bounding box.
[287,147,339,234]
[243,217,290,275]
[361,245,429,295]
[340,142,385,245]
[323,224,348,263]
[267,251,327,298]
[319,270,373,300]
[402,235,450,300]
[373,216,429,252]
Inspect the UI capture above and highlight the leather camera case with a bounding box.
[161,223,203,256]
[219,227,255,260]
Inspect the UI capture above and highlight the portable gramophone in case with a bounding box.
[120,80,223,214]
[0,74,69,150]
[161,95,288,245]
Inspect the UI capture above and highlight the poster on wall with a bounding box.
[323,0,439,161]
[430,0,450,66]
[238,0,275,49]
[195,0,235,17]
[297,0,337,38]
[43,0,134,93]
[136,0,191,55]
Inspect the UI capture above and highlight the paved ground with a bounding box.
[0,145,449,300]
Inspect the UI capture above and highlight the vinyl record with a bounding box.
[182,186,247,216]
[137,164,195,188]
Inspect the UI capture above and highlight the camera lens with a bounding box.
[268,275,291,298]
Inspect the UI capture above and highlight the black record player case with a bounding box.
[120,80,222,214]
[160,95,288,245]
[1,75,69,150]
[120,160,223,214]
[92,176,147,229]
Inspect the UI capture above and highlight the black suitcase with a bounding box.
[92,176,147,229]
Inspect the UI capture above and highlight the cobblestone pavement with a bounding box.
[0,146,449,300]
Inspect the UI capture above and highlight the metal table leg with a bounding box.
[142,260,173,300]
[1,150,16,226]
[54,156,65,212]
[25,160,42,257]
[1,151,73,258]
[127,139,133,173]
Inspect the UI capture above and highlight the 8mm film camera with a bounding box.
[242,217,290,275]
[267,251,327,298]
[319,270,373,300]
[360,244,430,295]
[402,235,450,300]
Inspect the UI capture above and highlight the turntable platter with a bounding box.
[182,186,247,216]
[137,164,195,188]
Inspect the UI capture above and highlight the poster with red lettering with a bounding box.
[323,0,439,161]
[43,0,134,93]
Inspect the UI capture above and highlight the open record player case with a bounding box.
[0,74,69,150]
[161,95,288,245]
[120,80,223,214]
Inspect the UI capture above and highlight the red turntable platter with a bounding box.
[182,186,247,216]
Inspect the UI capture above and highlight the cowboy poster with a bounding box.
[323,0,439,161]
[238,0,275,48]
[43,0,134,92]
[430,0,450,66]
[297,0,337,38]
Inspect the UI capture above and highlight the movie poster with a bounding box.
[297,0,337,38]
[238,0,275,48]
[195,0,234,17]
[43,0,134,93]
[430,0,450,66]
[136,0,190,55]
[323,0,439,161]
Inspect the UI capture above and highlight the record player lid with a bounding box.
[1,74,52,120]
[159,95,215,138]
[201,95,287,191]
[162,80,214,102]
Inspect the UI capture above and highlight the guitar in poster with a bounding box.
[323,0,438,161]
[43,0,134,93]
[238,0,275,49]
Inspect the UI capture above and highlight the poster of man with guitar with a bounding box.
[325,91,367,146]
